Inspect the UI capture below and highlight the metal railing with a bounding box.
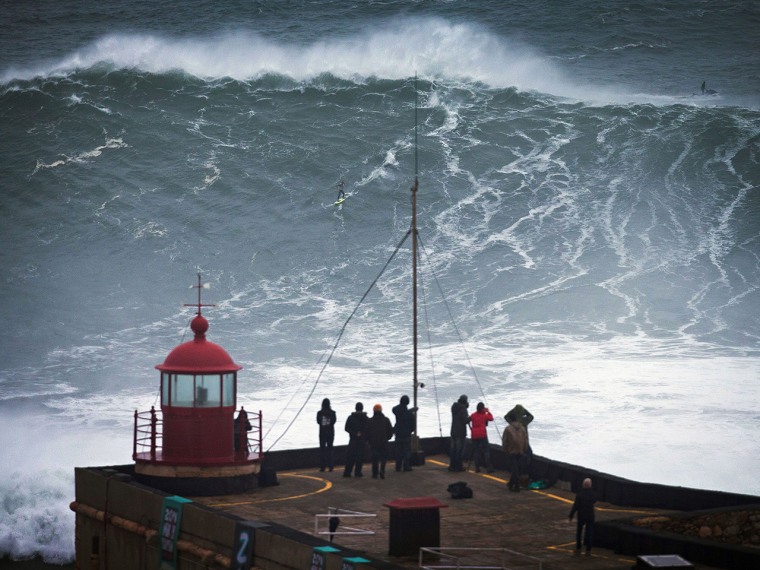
[133,406,162,461]
[133,405,262,462]
[314,507,377,543]
[419,547,543,570]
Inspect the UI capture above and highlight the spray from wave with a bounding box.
[1,18,570,92]
[3,16,742,107]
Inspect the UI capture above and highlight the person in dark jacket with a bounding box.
[569,478,598,554]
[392,395,417,472]
[343,402,368,477]
[366,404,394,479]
[233,407,252,454]
[316,398,337,472]
[449,394,470,471]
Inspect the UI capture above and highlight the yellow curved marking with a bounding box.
[429,456,657,515]
[545,542,636,563]
[208,472,332,507]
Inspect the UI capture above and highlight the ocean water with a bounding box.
[1,0,759,563]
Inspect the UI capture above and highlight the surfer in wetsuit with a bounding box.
[337,180,346,201]
[700,81,717,95]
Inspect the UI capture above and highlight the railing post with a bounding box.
[258,409,263,458]
[133,410,138,460]
[150,406,157,460]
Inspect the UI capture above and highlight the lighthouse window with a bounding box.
[196,375,221,407]
[171,374,195,407]
[222,373,235,406]
[161,373,170,406]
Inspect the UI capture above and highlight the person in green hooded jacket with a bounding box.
[504,404,533,457]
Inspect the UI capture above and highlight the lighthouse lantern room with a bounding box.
[133,274,261,495]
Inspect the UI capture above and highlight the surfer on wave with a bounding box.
[701,81,717,95]
[337,180,346,201]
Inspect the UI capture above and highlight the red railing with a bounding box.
[133,406,162,461]
[133,406,262,463]
[239,408,263,460]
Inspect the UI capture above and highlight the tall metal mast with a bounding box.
[412,74,419,433]
[412,177,419,416]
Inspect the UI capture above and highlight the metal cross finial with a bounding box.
[184,272,215,316]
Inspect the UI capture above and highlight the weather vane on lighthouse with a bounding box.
[184,272,215,316]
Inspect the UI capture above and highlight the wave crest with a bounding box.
[2,18,564,91]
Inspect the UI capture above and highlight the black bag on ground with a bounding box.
[447,481,473,499]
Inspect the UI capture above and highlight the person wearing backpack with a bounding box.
[502,410,529,491]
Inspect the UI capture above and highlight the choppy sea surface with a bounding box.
[1,0,759,563]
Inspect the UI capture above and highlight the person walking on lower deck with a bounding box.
[569,477,598,554]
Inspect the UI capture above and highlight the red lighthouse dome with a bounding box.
[133,275,260,496]
[158,314,241,373]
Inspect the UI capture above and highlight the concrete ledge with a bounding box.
[596,506,760,570]
[523,452,760,511]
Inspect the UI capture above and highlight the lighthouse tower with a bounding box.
[133,275,261,495]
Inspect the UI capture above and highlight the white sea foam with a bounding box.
[0,19,577,97]
[0,468,74,564]
[0,408,133,564]
[31,136,128,175]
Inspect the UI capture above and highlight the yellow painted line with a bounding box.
[430,458,645,563]
[545,543,636,563]
[430,456,658,516]
[427,458,504,482]
[208,472,332,507]
[427,458,449,467]
[532,489,574,504]
[546,541,578,551]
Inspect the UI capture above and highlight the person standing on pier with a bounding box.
[502,410,529,491]
[317,398,337,472]
[504,404,533,441]
[469,402,494,473]
[234,407,253,455]
[343,402,368,477]
[569,478,598,554]
[392,395,417,472]
[366,404,394,479]
[449,394,470,471]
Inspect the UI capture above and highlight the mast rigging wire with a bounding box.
[266,229,500,451]
[417,234,504,438]
[418,257,444,437]
[265,230,412,452]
